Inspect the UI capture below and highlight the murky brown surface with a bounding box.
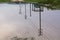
[0,3,60,40]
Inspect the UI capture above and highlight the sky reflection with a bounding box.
[0,3,60,40]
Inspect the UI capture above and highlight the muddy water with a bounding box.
[0,3,60,40]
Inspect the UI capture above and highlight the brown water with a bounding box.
[0,3,60,40]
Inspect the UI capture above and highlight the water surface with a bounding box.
[0,3,60,40]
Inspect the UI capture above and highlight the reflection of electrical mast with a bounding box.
[19,2,21,14]
[25,3,27,19]
[39,6,42,36]
[30,3,32,17]
[39,5,43,36]
[32,4,43,36]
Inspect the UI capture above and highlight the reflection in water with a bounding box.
[10,36,34,40]
[0,3,60,40]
